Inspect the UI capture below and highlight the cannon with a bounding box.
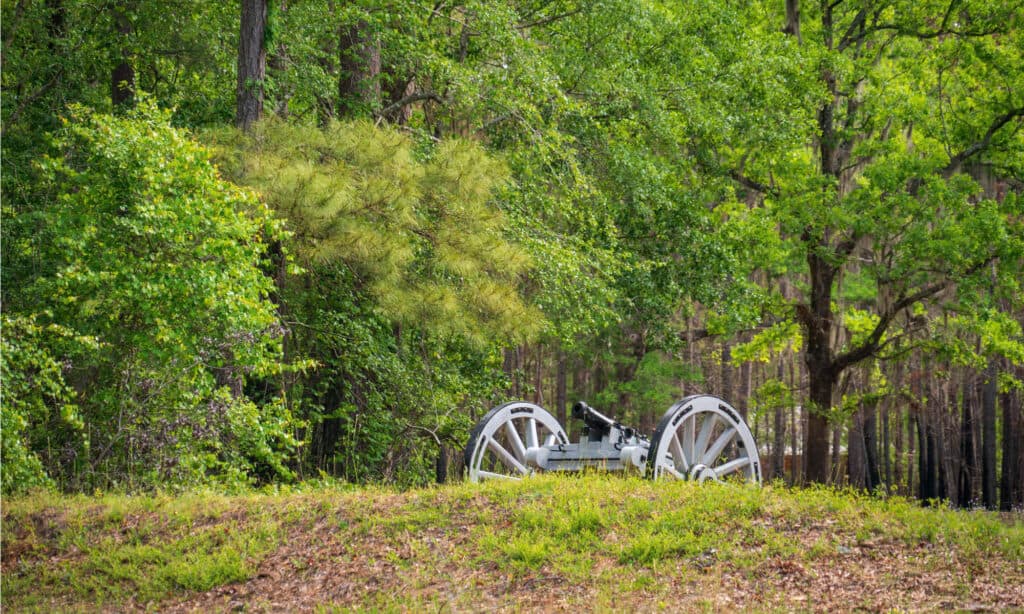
[464,395,761,484]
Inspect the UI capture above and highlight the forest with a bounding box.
[2,0,1023,510]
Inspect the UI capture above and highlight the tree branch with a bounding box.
[729,169,779,197]
[832,257,995,372]
[838,14,1006,51]
[516,7,583,30]
[375,91,443,119]
[837,8,867,51]
[943,106,1024,175]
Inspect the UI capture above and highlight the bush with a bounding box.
[7,102,296,490]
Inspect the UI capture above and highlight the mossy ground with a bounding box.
[3,475,1022,612]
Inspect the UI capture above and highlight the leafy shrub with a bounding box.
[9,102,296,490]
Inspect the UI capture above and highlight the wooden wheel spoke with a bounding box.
[660,463,686,480]
[703,427,737,466]
[694,414,718,461]
[714,456,750,477]
[526,418,539,449]
[487,437,529,474]
[669,432,689,471]
[504,421,527,462]
[682,417,696,462]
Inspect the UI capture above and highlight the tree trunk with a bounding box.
[801,247,840,483]
[773,361,786,480]
[863,398,880,491]
[928,424,941,504]
[111,3,134,108]
[789,355,800,484]
[906,402,915,498]
[532,345,544,405]
[958,377,977,507]
[1001,366,1020,510]
[435,445,448,484]
[783,0,801,43]
[804,358,835,483]
[338,19,380,116]
[267,0,290,117]
[916,411,929,501]
[848,405,865,489]
[556,349,567,428]
[236,0,267,130]
[740,356,752,420]
[893,398,903,494]
[881,397,891,493]
[721,340,733,403]
[982,361,998,509]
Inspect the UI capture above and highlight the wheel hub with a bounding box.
[689,464,718,483]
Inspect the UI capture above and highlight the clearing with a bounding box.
[2,475,1022,612]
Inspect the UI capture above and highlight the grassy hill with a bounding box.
[2,475,1022,612]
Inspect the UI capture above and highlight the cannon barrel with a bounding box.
[572,400,622,441]
[572,401,615,426]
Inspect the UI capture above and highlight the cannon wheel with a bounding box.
[464,401,569,482]
[647,395,761,484]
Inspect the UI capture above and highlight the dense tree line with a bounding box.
[2,0,1022,507]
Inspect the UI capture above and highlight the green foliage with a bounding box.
[592,351,695,423]
[749,378,794,423]
[0,314,94,494]
[209,119,542,345]
[2,0,1022,494]
[732,321,803,364]
[9,102,294,490]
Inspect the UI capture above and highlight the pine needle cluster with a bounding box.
[209,120,542,344]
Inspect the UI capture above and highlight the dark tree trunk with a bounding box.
[917,407,937,503]
[773,361,786,480]
[906,402,915,498]
[801,246,839,483]
[804,355,835,483]
[503,347,521,398]
[1001,369,1020,510]
[267,0,290,118]
[111,3,134,108]
[721,341,733,403]
[740,357,751,420]
[894,399,903,493]
[958,378,977,507]
[338,20,380,116]
[47,0,66,50]
[532,346,544,405]
[848,406,866,488]
[236,0,267,130]
[435,445,448,484]
[916,410,931,501]
[863,398,880,491]
[982,362,998,509]
[783,0,801,42]
[924,414,940,503]
[556,349,567,428]
[789,356,800,484]
[882,397,892,492]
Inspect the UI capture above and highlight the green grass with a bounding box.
[3,475,1022,612]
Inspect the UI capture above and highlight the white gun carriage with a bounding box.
[464,395,762,484]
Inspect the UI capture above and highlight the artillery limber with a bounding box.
[464,395,761,484]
